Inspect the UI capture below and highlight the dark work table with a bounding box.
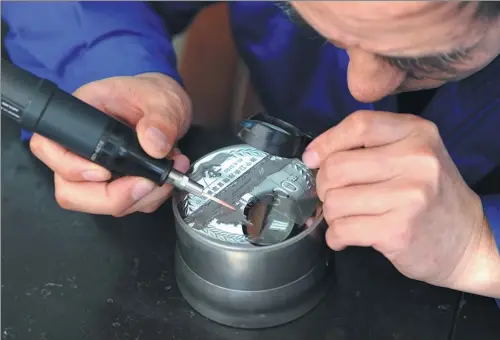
[2,116,500,340]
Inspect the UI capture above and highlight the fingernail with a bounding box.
[132,180,156,201]
[82,170,109,182]
[302,150,320,168]
[145,127,169,152]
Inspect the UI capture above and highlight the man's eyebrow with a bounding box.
[276,1,300,21]
[276,1,319,35]
[276,1,476,76]
[380,47,475,76]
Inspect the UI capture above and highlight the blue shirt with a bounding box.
[3,2,500,300]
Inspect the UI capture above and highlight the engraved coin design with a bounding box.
[175,145,320,245]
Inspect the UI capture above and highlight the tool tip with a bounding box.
[202,193,236,211]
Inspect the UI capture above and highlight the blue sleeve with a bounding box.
[2,1,186,141]
[481,195,500,252]
[2,1,182,94]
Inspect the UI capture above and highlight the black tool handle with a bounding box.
[1,58,110,158]
[1,59,173,185]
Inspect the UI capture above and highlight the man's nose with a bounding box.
[346,47,405,103]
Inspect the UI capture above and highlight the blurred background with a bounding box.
[170,3,263,130]
[1,3,260,132]
[2,2,499,191]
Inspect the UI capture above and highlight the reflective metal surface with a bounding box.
[172,144,335,329]
[175,145,318,245]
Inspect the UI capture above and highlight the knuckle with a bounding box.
[157,84,191,119]
[413,147,441,181]
[315,169,328,201]
[414,120,441,146]
[417,147,439,167]
[420,120,439,137]
[323,152,350,185]
[402,113,424,125]
[325,231,337,249]
[348,110,372,136]
[408,185,426,205]
[109,202,131,217]
[111,211,128,218]
[325,223,338,241]
[323,204,333,223]
[140,204,160,214]
[322,191,337,222]
[325,221,344,249]
[405,183,431,210]
[29,135,44,156]
[57,167,78,181]
[323,155,338,179]
[54,187,72,210]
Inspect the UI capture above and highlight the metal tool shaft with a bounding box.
[166,170,236,210]
[167,169,205,196]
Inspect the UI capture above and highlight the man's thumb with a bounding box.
[74,81,174,158]
[135,116,179,159]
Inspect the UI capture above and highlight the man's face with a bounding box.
[289,1,500,103]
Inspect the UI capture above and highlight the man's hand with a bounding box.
[302,110,500,296]
[30,73,192,217]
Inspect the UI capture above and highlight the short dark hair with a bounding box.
[277,1,500,26]
[474,2,500,21]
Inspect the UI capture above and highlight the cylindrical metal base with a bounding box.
[175,245,335,329]
[172,142,335,329]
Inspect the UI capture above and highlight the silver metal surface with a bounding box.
[175,145,318,243]
[167,169,235,210]
[172,144,335,329]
